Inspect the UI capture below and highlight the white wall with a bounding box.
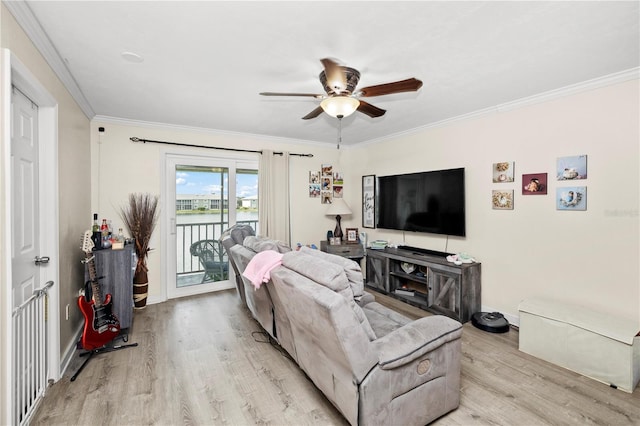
[348,80,639,326]
[92,79,639,328]
[90,120,354,301]
[1,4,91,422]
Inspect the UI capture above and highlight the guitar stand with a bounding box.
[70,334,138,382]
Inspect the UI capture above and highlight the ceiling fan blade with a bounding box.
[357,101,386,118]
[260,92,323,98]
[358,78,423,97]
[302,106,324,120]
[320,58,347,94]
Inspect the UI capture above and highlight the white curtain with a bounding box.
[258,150,290,245]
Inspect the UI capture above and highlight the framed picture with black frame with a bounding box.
[362,175,376,228]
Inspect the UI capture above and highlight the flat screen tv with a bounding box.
[377,168,466,237]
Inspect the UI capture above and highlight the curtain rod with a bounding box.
[130,137,313,157]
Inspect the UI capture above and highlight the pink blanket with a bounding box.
[242,250,284,289]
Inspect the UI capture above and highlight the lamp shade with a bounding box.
[325,198,352,216]
[320,96,360,118]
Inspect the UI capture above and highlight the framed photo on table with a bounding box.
[362,175,376,228]
[346,228,359,243]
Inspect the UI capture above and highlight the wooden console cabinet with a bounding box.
[366,247,481,323]
[320,240,364,261]
[84,245,135,330]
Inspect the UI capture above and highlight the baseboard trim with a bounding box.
[145,282,237,307]
[146,294,164,306]
[480,305,520,328]
[59,322,84,378]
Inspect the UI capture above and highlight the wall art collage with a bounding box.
[492,155,587,211]
[309,164,344,204]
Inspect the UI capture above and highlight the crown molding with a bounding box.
[3,0,95,119]
[494,67,639,113]
[92,115,336,149]
[359,67,640,148]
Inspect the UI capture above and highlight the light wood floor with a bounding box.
[33,289,639,425]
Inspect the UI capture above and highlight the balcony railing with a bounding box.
[176,220,258,283]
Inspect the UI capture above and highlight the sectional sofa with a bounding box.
[221,231,463,425]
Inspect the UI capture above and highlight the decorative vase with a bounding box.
[133,282,148,309]
[133,268,148,309]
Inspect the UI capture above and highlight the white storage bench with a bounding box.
[518,298,640,393]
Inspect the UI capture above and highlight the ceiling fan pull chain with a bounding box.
[337,115,343,150]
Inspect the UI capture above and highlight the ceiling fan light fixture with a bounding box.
[320,96,360,118]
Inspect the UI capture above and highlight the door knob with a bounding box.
[34,256,50,265]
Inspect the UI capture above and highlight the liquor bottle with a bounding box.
[101,219,109,239]
[92,214,99,232]
[100,219,111,249]
[91,213,102,249]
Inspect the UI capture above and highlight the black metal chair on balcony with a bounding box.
[190,239,229,283]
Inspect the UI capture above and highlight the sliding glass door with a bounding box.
[164,153,258,299]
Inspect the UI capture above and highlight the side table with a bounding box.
[320,240,364,262]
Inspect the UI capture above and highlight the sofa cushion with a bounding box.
[282,251,350,296]
[282,251,376,341]
[220,224,255,245]
[243,235,291,253]
[362,302,412,338]
[350,300,377,341]
[299,246,365,301]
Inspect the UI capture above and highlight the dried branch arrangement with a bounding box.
[120,193,159,282]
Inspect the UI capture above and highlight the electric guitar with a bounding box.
[78,230,120,350]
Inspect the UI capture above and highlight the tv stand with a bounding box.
[366,247,481,323]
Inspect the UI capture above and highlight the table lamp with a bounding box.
[325,198,352,240]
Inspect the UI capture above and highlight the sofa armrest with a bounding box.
[373,315,462,370]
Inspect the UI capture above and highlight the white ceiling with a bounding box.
[8,1,640,146]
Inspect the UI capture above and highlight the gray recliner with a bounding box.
[219,224,255,303]
[269,249,463,426]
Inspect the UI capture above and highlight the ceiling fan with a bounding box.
[259,58,423,120]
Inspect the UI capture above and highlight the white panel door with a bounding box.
[11,88,40,308]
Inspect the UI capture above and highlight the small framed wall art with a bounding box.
[362,175,376,228]
[333,171,344,185]
[557,155,587,180]
[321,164,333,204]
[309,184,320,198]
[492,161,514,183]
[522,173,548,195]
[557,186,587,211]
[492,190,514,210]
[309,171,321,198]
[333,171,344,198]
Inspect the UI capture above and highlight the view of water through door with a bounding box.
[165,154,258,299]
